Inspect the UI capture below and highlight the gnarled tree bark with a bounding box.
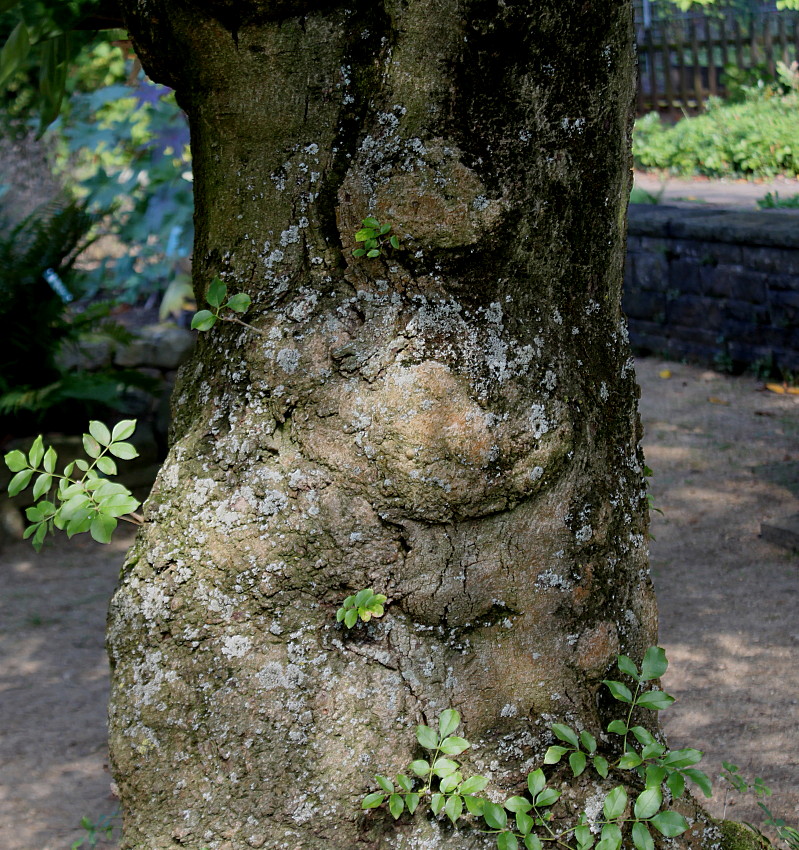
[107,2,727,848]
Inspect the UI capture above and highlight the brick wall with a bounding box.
[624,205,799,373]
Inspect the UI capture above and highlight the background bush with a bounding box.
[633,62,799,179]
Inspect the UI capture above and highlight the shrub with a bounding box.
[633,65,799,179]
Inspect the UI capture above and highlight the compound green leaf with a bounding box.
[527,769,545,798]
[649,811,689,837]
[354,228,374,242]
[535,788,560,808]
[409,759,429,777]
[32,473,53,500]
[191,310,217,331]
[362,217,380,228]
[579,730,597,754]
[630,726,657,746]
[4,449,27,472]
[544,745,567,764]
[460,775,488,795]
[89,421,112,446]
[226,293,251,314]
[361,792,384,809]
[440,736,469,755]
[406,792,420,814]
[619,751,643,769]
[8,469,33,496]
[682,768,712,797]
[416,724,438,749]
[483,801,507,830]
[366,248,381,258]
[389,793,404,819]
[524,834,543,850]
[662,748,703,768]
[375,775,394,793]
[569,751,587,777]
[593,755,609,778]
[515,810,534,835]
[497,831,518,850]
[352,248,367,257]
[603,786,627,820]
[108,441,139,460]
[642,742,666,759]
[617,654,640,680]
[430,793,444,815]
[444,793,463,824]
[43,446,57,473]
[390,235,400,250]
[335,607,345,622]
[439,772,462,794]
[82,434,102,459]
[464,794,485,816]
[505,796,532,813]
[32,521,47,550]
[67,512,95,538]
[395,773,413,792]
[28,435,44,468]
[641,646,668,681]
[96,456,117,476]
[90,513,116,544]
[379,223,392,235]
[636,690,675,710]
[111,420,137,442]
[23,521,40,540]
[207,277,227,308]
[603,680,633,703]
[575,823,595,850]
[354,588,373,607]
[432,757,458,777]
[645,765,667,788]
[607,719,628,736]
[634,787,662,819]
[344,608,358,628]
[632,822,654,850]
[551,723,579,747]
[666,770,685,798]
[600,823,622,848]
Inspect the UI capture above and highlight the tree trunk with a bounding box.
[108,2,672,847]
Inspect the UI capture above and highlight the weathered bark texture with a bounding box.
[107,2,719,848]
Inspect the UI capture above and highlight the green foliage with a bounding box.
[53,66,194,305]
[0,196,157,430]
[336,588,387,628]
[191,276,256,333]
[757,192,799,210]
[721,764,799,850]
[0,0,120,133]
[352,216,400,259]
[4,419,142,549]
[363,648,706,850]
[71,809,120,849]
[633,65,799,179]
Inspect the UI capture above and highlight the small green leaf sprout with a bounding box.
[352,217,400,258]
[336,587,387,628]
[4,420,143,549]
[191,276,262,334]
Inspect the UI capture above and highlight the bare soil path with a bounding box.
[0,356,796,849]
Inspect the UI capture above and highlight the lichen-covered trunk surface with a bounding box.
[110,2,659,848]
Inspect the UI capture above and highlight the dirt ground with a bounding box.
[0,356,796,850]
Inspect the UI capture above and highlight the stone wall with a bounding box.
[624,205,799,373]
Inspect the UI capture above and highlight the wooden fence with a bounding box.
[635,2,799,117]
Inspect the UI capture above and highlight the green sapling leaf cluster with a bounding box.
[336,588,387,628]
[352,217,400,258]
[191,276,256,333]
[4,420,143,549]
[363,648,712,850]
